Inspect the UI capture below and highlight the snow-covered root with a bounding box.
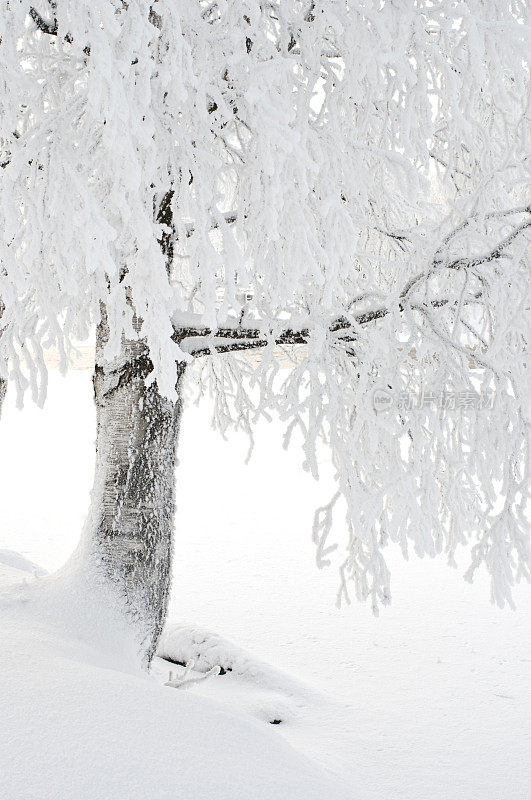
[156,623,319,726]
[157,624,253,676]
[157,623,307,694]
[164,660,220,689]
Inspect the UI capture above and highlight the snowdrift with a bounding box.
[0,562,353,800]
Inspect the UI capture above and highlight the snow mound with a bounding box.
[0,570,353,800]
[0,548,47,576]
[157,623,309,695]
[155,623,315,728]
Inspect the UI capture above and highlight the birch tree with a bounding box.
[1,0,530,663]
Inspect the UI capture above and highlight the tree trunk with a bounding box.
[0,377,6,416]
[0,301,5,415]
[88,321,186,664]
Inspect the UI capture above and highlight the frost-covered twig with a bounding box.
[164,660,221,689]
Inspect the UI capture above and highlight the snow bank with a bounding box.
[155,623,314,728]
[0,565,353,800]
[0,548,47,576]
[157,623,308,694]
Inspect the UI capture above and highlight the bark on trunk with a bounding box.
[0,301,5,414]
[0,377,6,416]
[89,322,186,664]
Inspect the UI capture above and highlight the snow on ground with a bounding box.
[0,548,47,576]
[1,370,530,799]
[0,564,352,800]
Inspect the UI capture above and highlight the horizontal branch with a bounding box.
[174,206,530,358]
[175,305,403,356]
[175,295,482,357]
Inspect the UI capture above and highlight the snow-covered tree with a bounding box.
[1,1,529,662]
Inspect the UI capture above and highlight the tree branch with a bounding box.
[175,303,421,356]
[29,4,88,51]
[29,6,58,36]
[401,209,531,301]
[174,208,529,358]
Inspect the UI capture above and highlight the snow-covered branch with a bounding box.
[174,207,530,357]
[29,4,59,37]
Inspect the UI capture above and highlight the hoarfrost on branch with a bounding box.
[1,0,529,609]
